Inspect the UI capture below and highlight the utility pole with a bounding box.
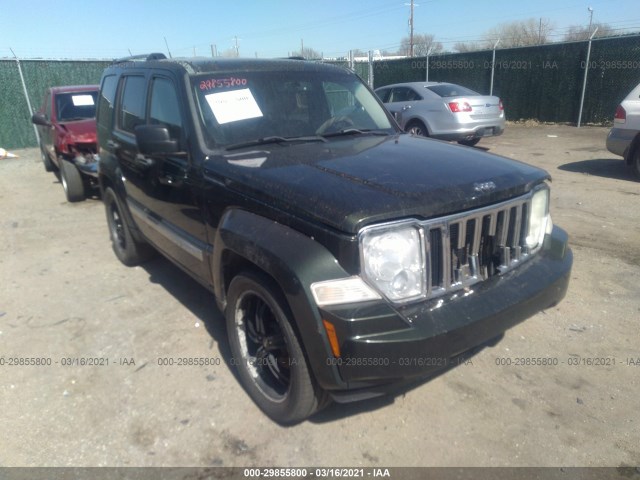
[538,18,542,45]
[301,38,304,57]
[234,36,240,57]
[211,44,217,57]
[409,0,414,57]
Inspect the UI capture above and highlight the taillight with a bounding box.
[614,105,626,122]
[448,101,472,113]
[499,99,504,111]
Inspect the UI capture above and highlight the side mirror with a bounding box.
[31,112,51,127]
[135,124,180,155]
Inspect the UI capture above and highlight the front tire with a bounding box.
[103,187,154,266]
[225,272,328,424]
[59,159,85,202]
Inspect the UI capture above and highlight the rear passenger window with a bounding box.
[119,76,146,133]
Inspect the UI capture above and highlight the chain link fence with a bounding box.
[2,36,639,150]
[0,59,109,149]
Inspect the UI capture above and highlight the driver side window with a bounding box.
[149,77,183,142]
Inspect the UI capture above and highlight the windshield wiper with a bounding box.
[225,135,327,151]
[321,128,392,139]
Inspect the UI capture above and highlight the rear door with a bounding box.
[385,86,422,127]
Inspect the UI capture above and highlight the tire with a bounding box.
[40,146,55,172]
[59,159,85,202]
[630,146,640,181]
[225,272,328,424]
[103,187,154,266]
[458,138,481,147]
[405,120,428,137]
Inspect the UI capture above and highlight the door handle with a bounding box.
[107,140,121,149]
[402,105,412,111]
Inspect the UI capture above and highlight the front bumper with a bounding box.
[317,226,571,396]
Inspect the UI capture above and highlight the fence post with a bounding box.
[490,39,500,96]
[349,50,354,71]
[10,49,39,146]
[368,50,374,88]
[577,28,598,128]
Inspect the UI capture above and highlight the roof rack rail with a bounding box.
[112,53,167,64]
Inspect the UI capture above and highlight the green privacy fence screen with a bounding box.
[0,60,110,149]
[1,36,639,150]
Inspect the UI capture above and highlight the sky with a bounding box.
[1,0,639,60]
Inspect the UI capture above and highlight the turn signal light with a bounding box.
[322,319,341,358]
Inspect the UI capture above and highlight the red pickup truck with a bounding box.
[31,85,99,202]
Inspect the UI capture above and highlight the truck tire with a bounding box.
[103,187,154,266]
[59,159,85,202]
[225,271,328,424]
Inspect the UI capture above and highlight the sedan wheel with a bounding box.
[406,120,428,137]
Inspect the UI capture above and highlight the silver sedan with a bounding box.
[375,82,505,146]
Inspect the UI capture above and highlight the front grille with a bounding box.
[421,192,538,298]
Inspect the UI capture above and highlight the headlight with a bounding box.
[526,186,550,250]
[360,224,425,302]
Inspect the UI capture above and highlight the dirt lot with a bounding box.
[0,124,639,468]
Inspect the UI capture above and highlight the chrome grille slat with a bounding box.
[417,191,541,300]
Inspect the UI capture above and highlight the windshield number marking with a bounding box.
[199,77,248,91]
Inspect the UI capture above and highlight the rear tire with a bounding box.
[458,138,481,147]
[103,187,154,266]
[59,159,85,202]
[405,120,428,137]
[225,272,328,424]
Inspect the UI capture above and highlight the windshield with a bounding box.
[55,91,98,121]
[192,69,395,149]
[426,84,479,98]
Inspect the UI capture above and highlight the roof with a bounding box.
[49,85,99,94]
[375,81,450,90]
[106,55,350,76]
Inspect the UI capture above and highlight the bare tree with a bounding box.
[291,46,322,59]
[221,48,239,58]
[483,18,554,48]
[400,34,443,57]
[454,42,483,53]
[563,22,615,41]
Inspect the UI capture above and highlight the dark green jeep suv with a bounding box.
[97,54,572,424]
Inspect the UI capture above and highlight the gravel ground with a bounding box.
[0,124,638,468]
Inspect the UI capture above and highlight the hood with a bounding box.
[204,134,549,234]
[57,118,97,144]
